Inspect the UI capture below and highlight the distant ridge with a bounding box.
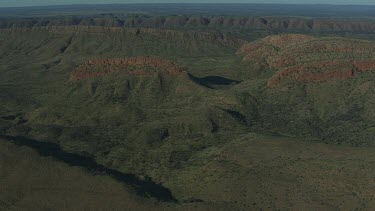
[1,3,375,17]
[1,16,375,35]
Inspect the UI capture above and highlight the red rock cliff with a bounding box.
[238,34,375,87]
[70,56,186,81]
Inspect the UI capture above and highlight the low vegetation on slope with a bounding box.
[0,140,225,210]
[237,34,375,145]
[239,34,375,86]
[2,15,375,35]
[0,26,251,185]
[0,23,374,209]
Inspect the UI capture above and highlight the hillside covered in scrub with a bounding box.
[1,5,375,210]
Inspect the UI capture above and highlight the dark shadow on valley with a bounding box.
[188,73,241,89]
[0,134,177,203]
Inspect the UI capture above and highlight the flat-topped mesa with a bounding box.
[238,34,375,87]
[70,56,186,81]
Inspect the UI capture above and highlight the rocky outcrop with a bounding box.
[238,34,375,87]
[70,56,186,81]
[238,34,315,64]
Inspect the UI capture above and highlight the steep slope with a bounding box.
[238,34,375,87]
[0,26,252,197]
[70,56,186,80]
[0,26,245,48]
[237,34,375,145]
[0,26,249,79]
[18,60,254,208]
[1,23,375,210]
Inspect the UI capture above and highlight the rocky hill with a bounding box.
[1,20,375,209]
[235,34,375,146]
[238,34,375,87]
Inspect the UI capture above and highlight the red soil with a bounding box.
[267,61,355,87]
[70,56,185,81]
[238,34,375,87]
[354,61,375,71]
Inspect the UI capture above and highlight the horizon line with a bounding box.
[1,2,375,9]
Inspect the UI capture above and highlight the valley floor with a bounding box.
[0,140,166,210]
[1,135,374,210]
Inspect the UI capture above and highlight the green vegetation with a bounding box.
[0,22,374,209]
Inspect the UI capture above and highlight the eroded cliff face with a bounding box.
[238,34,375,87]
[1,16,375,34]
[70,56,186,81]
[0,26,246,48]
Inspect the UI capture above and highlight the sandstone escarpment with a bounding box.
[2,16,375,34]
[0,26,246,48]
[238,34,375,87]
[70,56,186,81]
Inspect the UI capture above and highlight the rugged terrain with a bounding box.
[2,15,375,37]
[239,34,375,86]
[1,5,375,210]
